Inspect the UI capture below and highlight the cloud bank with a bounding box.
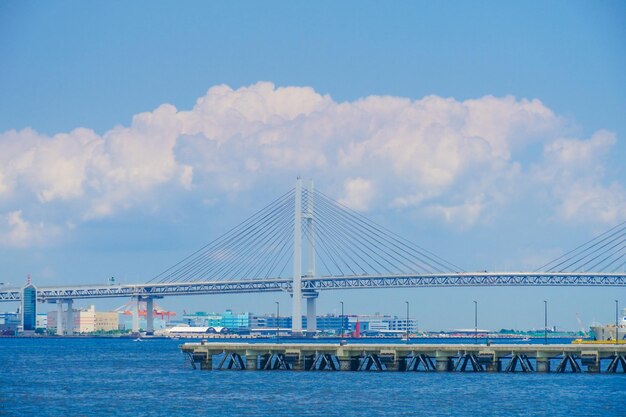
[0,82,624,247]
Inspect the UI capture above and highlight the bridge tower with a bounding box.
[292,178,303,334]
[304,179,318,334]
[293,177,319,335]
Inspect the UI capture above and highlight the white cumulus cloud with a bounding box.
[338,177,375,211]
[0,211,61,248]
[0,82,623,247]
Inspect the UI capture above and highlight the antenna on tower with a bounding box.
[27,274,31,286]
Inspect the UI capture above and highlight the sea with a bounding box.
[1,337,625,417]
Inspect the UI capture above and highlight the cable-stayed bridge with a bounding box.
[2,178,626,334]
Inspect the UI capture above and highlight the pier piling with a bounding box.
[181,342,626,374]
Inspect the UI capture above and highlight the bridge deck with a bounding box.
[2,272,626,302]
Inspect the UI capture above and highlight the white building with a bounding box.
[47,305,119,333]
[36,313,47,329]
[386,318,419,333]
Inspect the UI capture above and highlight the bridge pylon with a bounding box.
[293,177,318,335]
[292,178,302,334]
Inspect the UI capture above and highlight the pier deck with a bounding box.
[181,342,626,373]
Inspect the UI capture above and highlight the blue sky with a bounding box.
[0,1,625,330]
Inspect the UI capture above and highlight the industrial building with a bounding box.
[183,310,250,330]
[0,312,20,335]
[181,310,415,335]
[47,305,119,334]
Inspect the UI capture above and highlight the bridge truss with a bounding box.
[2,272,625,303]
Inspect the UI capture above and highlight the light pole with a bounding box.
[275,301,280,344]
[340,301,344,338]
[543,300,548,345]
[405,301,410,343]
[474,301,478,345]
[615,300,619,344]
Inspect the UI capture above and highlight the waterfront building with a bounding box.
[177,311,413,335]
[36,313,47,330]
[264,316,295,329]
[21,282,37,332]
[183,312,223,327]
[347,315,392,333]
[387,318,419,333]
[249,315,267,328]
[0,312,20,334]
[249,315,349,334]
[221,310,250,329]
[315,315,350,334]
[47,305,119,333]
[94,310,119,332]
[183,310,250,330]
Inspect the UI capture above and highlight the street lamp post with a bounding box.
[275,301,280,344]
[615,300,619,344]
[405,301,410,343]
[340,301,344,338]
[474,301,478,345]
[543,300,548,345]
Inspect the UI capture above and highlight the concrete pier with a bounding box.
[536,358,551,373]
[181,342,626,373]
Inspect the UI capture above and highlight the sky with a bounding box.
[0,1,625,331]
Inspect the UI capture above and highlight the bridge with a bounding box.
[2,178,625,335]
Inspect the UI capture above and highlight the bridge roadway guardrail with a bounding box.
[181,341,626,373]
[1,272,626,302]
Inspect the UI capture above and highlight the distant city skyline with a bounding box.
[1,1,625,330]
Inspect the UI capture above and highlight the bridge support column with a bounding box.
[145,297,154,335]
[536,358,551,373]
[200,353,213,370]
[303,179,317,336]
[291,354,304,371]
[306,297,317,334]
[292,178,303,335]
[65,299,74,335]
[245,353,258,370]
[386,357,400,371]
[485,359,502,372]
[131,297,140,334]
[56,301,64,336]
[435,355,453,372]
[304,290,318,335]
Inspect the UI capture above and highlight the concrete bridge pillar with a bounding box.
[338,357,356,371]
[435,357,453,372]
[586,363,600,373]
[65,299,74,335]
[131,297,140,333]
[486,359,502,372]
[200,353,213,370]
[145,297,154,335]
[304,291,318,335]
[306,297,317,333]
[536,358,551,373]
[245,353,258,370]
[386,358,400,371]
[56,301,64,336]
[291,355,304,371]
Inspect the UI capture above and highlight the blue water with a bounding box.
[1,338,625,417]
